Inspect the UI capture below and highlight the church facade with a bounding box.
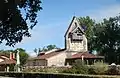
[26,16,104,67]
[65,16,87,52]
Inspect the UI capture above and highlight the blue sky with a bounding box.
[0,0,120,56]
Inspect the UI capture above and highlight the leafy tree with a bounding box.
[0,0,42,46]
[42,46,48,52]
[34,45,59,56]
[93,15,120,64]
[40,44,58,52]
[0,48,29,66]
[78,16,95,52]
[38,48,42,52]
[15,48,29,66]
[78,16,95,39]
[33,48,38,56]
[46,45,58,51]
[0,49,14,55]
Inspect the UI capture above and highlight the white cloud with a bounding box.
[13,22,67,49]
[89,4,120,22]
[27,51,37,57]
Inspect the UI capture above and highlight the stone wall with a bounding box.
[47,52,67,66]
[26,59,47,66]
[65,34,87,52]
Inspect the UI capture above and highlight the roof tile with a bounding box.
[71,52,104,59]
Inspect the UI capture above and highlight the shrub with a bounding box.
[23,67,69,73]
[62,59,89,74]
[61,68,73,73]
[106,65,120,75]
[88,62,108,75]
[73,59,89,74]
[43,67,59,73]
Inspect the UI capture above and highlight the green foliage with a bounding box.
[0,49,14,56]
[23,63,120,75]
[62,61,109,75]
[15,48,29,66]
[23,67,67,73]
[62,60,89,74]
[46,45,58,51]
[0,48,29,67]
[107,65,120,75]
[33,48,38,56]
[78,15,120,64]
[78,16,95,40]
[42,45,58,51]
[78,16,95,51]
[34,44,59,56]
[9,64,15,71]
[93,15,120,64]
[73,60,89,74]
[89,62,108,75]
[61,68,73,73]
[0,48,29,66]
[0,0,42,46]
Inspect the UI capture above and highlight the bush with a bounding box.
[23,66,69,73]
[62,59,89,74]
[88,62,108,75]
[43,67,59,73]
[61,68,73,73]
[23,61,110,75]
[106,65,120,75]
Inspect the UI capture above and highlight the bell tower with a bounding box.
[65,16,88,52]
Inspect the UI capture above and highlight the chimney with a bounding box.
[10,52,13,59]
[13,53,15,59]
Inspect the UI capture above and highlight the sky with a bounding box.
[0,0,120,56]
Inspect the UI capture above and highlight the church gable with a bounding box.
[65,16,84,38]
[70,27,84,41]
[65,16,88,52]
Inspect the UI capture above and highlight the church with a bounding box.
[26,16,104,67]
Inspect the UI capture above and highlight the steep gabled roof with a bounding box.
[64,16,84,37]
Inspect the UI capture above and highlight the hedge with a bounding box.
[0,72,120,78]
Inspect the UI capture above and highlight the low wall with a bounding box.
[0,72,120,78]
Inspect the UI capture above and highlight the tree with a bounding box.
[40,44,58,52]
[0,0,42,46]
[33,48,38,56]
[93,15,120,64]
[46,45,58,51]
[0,49,15,56]
[34,45,59,56]
[0,48,29,66]
[15,48,29,66]
[78,16,95,52]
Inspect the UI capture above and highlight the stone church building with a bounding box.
[26,16,104,67]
